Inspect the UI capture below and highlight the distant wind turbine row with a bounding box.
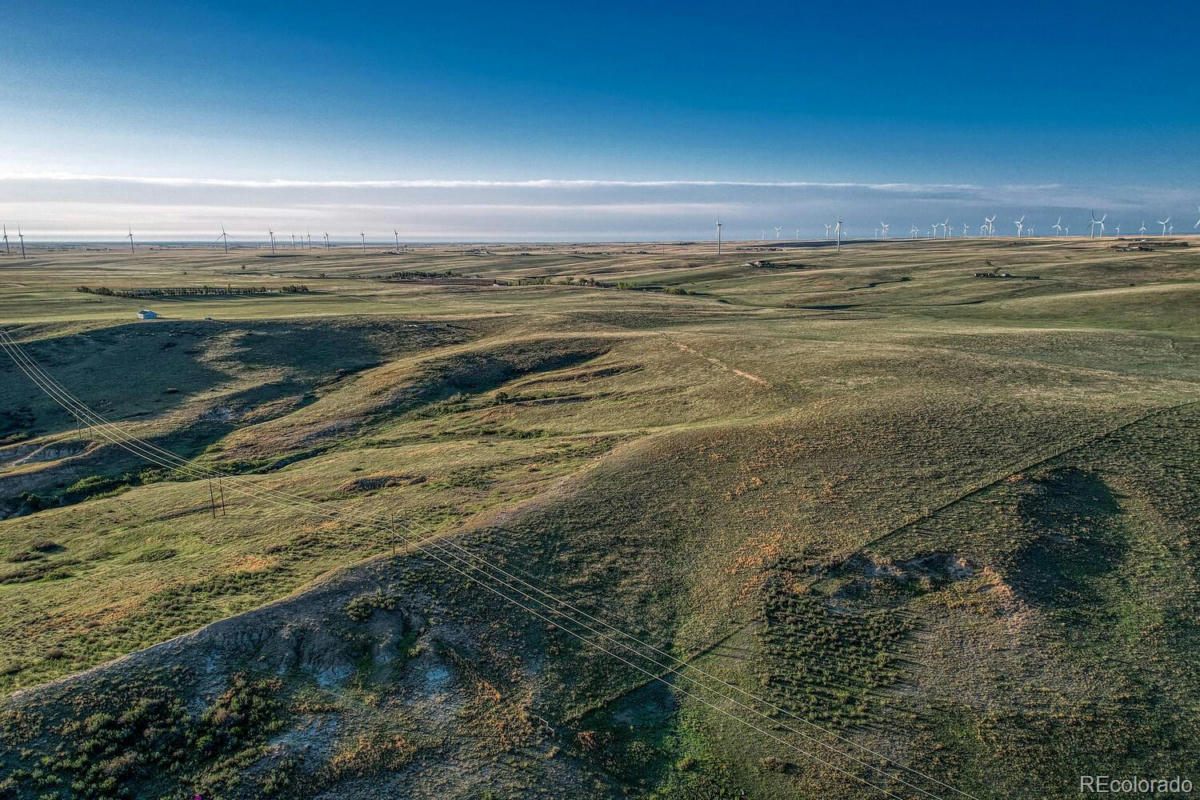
[791,206,1200,249]
[2,208,1199,257]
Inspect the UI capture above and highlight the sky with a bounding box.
[1,0,1198,241]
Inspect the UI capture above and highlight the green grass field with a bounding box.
[1,237,1197,799]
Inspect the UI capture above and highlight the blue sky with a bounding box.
[2,0,1198,240]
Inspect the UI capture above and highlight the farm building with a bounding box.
[136,309,158,319]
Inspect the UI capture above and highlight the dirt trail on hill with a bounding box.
[672,340,769,386]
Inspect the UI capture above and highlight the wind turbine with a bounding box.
[795,228,800,239]
[774,225,782,240]
[307,231,312,251]
[1014,215,1025,237]
[126,226,135,254]
[716,219,723,255]
[1169,223,1174,235]
[1064,225,1069,236]
[1113,224,1120,236]
[1194,205,1200,230]
[2,225,8,256]
[360,232,367,251]
[985,215,996,237]
[880,221,890,238]
[290,233,296,249]
[823,223,832,239]
[1138,221,1147,236]
[18,225,26,258]
[1089,211,1106,238]
[940,218,950,238]
[219,225,229,254]
[1157,217,1170,236]
[962,222,969,237]
[1052,217,1063,236]
[910,224,920,238]
[979,223,988,236]
[834,218,843,253]
[269,229,276,254]
[394,229,401,250]
[930,223,938,238]
[323,232,330,249]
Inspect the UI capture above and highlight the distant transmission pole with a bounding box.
[716,218,722,255]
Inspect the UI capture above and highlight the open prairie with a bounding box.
[1,237,1198,799]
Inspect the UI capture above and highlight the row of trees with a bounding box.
[76,285,310,298]
[383,269,454,280]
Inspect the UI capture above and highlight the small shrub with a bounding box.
[345,591,399,622]
[62,474,126,499]
[19,492,50,510]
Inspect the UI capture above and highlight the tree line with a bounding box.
[76,285,310,298]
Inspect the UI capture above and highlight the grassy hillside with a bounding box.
[1,238,1197,799]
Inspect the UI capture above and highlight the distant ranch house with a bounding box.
[136,309,158,320]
